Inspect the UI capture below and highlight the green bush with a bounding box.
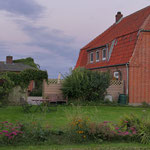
[0,74,14,106]
[61,67,111,101]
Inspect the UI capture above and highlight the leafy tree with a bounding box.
[61,67,111,102]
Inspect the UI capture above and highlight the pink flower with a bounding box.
[2,130,8,133]
[124,131,129,135]
[0,132,2,135]
[103,121,109,123]
[124,121,128,123]
[11,132,17,135]
[115,127,119,130]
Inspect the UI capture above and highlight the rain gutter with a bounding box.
[88,63,127,70]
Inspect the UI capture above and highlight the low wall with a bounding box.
[43,79,124,101]
[43,79,63,99]
[107,80,124,101]
[8,86,28,105]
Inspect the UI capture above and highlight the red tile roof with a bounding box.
[75,6,150,69]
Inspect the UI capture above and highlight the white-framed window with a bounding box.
[90,52,94,63]
[102,48,106,60]
[96,50,99,62]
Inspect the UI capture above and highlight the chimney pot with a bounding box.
[116,12,123,23]
[6,56,13,64]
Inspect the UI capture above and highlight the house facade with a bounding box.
[0,56,35,92]
[75,6,150,104]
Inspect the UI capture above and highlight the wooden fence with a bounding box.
[43,79,124,101]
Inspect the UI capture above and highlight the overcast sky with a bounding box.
[0,0,149,78]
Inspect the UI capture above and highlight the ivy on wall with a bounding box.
[0,69,48,105]
[13,57,40,69]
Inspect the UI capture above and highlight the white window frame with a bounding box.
[96,50,100,62]
[114,72,119,79]
[102,48,106,61]
[90,52,94,63]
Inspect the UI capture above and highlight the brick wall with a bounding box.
[129,32,150,104]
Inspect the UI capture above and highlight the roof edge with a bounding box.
[129,13,150,64]
[88,63,127,70]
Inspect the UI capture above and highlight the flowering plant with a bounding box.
[68,117,90,142]
[0,121,23,144]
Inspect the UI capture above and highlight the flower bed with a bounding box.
[1,113,150,145]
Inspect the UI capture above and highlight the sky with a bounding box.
[0,0,149,78]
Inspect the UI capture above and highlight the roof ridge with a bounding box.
[122,5,150,20]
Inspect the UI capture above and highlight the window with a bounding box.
[96,50,99,62]
[114,72,119,79]
[102,48,106,60]
[90,52,93,63]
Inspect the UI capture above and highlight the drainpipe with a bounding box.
[126,63,129,95]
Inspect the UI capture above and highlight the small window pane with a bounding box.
[90,52,93,63]
[96,51,99,61]
[102,49,106,60]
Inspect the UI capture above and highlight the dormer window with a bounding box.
[96,50,99,62]
[90,52,93,63]
[102,48,106,60]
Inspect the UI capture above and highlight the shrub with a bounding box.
[137,122,150,144]
[61,67,111,101]
[88,121,115,142]
[67,117,90,143]
[21,121,51,144]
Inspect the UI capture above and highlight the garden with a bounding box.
[1,67,150,149]
[0,105,150,149]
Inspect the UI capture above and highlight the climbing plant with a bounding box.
[13,57,40,69]
[0,74,14,106]
[0,69,48,105]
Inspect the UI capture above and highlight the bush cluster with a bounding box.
[67,113,150,144]
[61,67,111,102]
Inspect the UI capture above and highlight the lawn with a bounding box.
[0,105,150,149]
[0,105,149,129]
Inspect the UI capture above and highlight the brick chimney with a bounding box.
[116,12,123,23]
[6,56,13,64]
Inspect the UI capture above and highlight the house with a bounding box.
[0,56,35,92]
[75,6,150,105]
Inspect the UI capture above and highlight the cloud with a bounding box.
[20,23,79,77]
[17,21,79,62]
[0,0,43,19]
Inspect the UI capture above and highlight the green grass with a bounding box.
[1,105,150,149]
[0,142,150,150]
[0,105,149,129]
